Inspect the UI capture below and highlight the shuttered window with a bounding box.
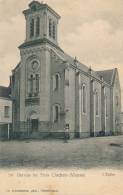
[4,106,9,118]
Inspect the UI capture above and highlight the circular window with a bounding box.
[31,61,39,70]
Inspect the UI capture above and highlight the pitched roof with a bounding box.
[63,53,89,72]
[0,86,11,99]
[12,62,21,73]
[58,51,101,80]
[96,69,115,85]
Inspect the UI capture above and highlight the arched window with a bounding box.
[55,74,59,89]
[27,59,40,97]
[95,91,99,116]
[49,19,52,37]
[30,18,34,38]
[116,95,119,106]
[36,74,39,94]
[103,87,108,118]
[81,84,86,114]
[28,74,40,96]
[36,17,40,36]
[55,106,59,122]
[105,95,108,117]
[53,73,60,91]
[53,22,56,39]
[53,104,60,123]
[29,74,34,96]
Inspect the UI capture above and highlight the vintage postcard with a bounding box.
[0,0,123,194]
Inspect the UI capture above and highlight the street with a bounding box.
[0,136,123,169]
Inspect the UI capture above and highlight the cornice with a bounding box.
[23,3,60,20]
[19,38,63,53]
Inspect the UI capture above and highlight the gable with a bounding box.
[96,69,114,85]
[113,69,121,91]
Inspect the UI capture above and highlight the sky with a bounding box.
[0,0,123,108]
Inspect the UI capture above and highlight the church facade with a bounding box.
[11,1,121,139]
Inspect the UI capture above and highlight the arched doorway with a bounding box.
[30,113,38,132]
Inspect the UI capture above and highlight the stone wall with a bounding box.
[50,51,65,131]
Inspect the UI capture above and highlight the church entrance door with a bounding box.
[31,119,38,132]
[29,112,39,132]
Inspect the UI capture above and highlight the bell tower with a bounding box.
[23,0,60,45]
[18,1,61,127]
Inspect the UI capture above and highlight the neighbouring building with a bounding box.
[11,1,121,139]
[0,86,12,139]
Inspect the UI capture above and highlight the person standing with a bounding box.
[64,124,69,143]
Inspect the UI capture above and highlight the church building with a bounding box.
[11,1,121,139]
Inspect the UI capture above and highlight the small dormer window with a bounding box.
[29,1,41,11]
[32,5,37,11]
[30,18,34,38]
